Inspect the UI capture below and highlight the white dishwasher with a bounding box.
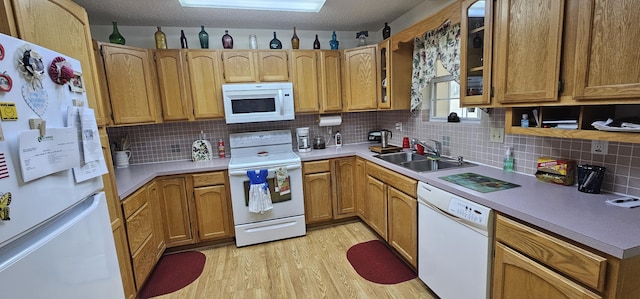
[417,181,494,299]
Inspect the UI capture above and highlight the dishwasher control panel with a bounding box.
[448,197,491,226]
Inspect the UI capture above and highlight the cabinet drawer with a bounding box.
[192,171,226,187]
[122,187,147,219]
[304,160,330,174]
[496,215,607,291]
[131,234,156,287]
[125,202,154,255]
[366,162,417,197]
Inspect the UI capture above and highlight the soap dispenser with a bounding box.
[503,146,514,172]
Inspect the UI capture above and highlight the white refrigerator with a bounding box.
[0,33,124,298]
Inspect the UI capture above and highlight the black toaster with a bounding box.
[368,130,382,142]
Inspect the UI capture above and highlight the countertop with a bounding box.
[114,143,640,259]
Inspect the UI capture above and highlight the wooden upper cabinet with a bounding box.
[101,44,161,125]
[257,50,289,81]
[290,50,320,113]
[221,50,257,82]
[187,50,225,119]
[494,0,564,104]
[343,45,378,111]
[318,50,343,112]
[460,0,494,107]
[221,50,288,83]
[1,0,109,126]
[155,50,192,121]
[572,0,640,101]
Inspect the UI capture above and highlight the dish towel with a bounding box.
[275,167,291,195]
[247,169,272,214]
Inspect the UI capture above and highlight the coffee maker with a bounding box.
[296,127,311,152]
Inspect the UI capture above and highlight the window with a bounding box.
[429,60,480,121]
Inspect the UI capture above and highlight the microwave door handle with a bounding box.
[229,164,301,177]
[279,91,284,116]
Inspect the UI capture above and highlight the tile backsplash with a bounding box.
[109,108,640,197]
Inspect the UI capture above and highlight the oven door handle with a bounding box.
[228,164,301,177]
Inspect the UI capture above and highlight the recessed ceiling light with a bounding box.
[178,0,326,13]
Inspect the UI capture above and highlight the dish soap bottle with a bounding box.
[503,147,514,172]
[217,138,225,158]
[335,131,342,147]
[521,114,529,128]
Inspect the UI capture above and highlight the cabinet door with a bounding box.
[377,40,391,110]
[221,50,257,82]
[112,223,136,299]
[155,50,192,121]
[102,44,160,124]
[387,187,417,268]
[257,50,289,82]
[304,172,333,224]
[147,181,165,260]
[187,50,225,119]
[573,0,640,101]
[332,157,356,218]
[493,243,602,299]
[193,185,232,241]
[290,50,320,113]
[319,50,343,112]
[494,0,564,103]
[343,46,378,111]
[355,158,367,219]
[5,0,109,125]
[365,175,387,240]
[460,0,494,106]
[158,177,195,247]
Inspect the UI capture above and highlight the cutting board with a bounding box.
[369,145,403,154]
[192,139,213,161]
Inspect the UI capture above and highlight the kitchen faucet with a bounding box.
[414,139,441,157]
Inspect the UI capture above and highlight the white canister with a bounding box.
[114,150,131,168]
[249,35,258,49]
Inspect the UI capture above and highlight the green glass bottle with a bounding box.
[109,22,125,45]
[199,25,209,49]
[269,32,282,49]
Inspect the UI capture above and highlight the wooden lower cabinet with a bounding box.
[303,160,333,223]
[494,214,640,299]
[493,243,601,299]
[147,181,166,259]
[355,158,367,219]
[365,175,388,240]
[332,157,357,218]
[158,176,195,247]
[122,182,163,289]
[387,187,417,268]
[192,171,234,241]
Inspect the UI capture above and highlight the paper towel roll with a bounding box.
[318,115,342,127]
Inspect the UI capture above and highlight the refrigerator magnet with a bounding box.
[0,192,11,221]
[0,43,4,60]
[68,71,85,93]
[0,72,12,92]
[16,45,45,89]
[48,56,74,85]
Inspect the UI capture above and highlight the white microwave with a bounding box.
[222,82,295,124]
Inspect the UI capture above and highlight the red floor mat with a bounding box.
[346,240,417,284]
[138,251,206,298]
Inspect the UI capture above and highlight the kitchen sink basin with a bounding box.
[374,152,477,172]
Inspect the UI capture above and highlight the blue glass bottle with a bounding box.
[329,31,339,50]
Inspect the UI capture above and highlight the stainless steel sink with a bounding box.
[374,152,477,172]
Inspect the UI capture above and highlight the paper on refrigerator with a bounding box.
[18,127,81,182]
[67,105,107,182]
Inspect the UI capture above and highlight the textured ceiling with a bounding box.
[72,0,433,31]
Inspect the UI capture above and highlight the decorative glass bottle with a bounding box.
[291,27,300,49]
[313,34,320,49]
[199,25,209,49]
[249,34,258,49]
[180,30,188,49]
[329,31,339,50]
[269,32,282,49]
[154,27,167,49]
[109,22,126,45]
[222,30,234,49]
[383,22,391,39]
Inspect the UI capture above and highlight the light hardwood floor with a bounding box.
[152,221,436,298]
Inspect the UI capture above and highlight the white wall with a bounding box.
[91,25,361,50]
[390,0,457,33]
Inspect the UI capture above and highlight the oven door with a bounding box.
[228,163,304,225]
